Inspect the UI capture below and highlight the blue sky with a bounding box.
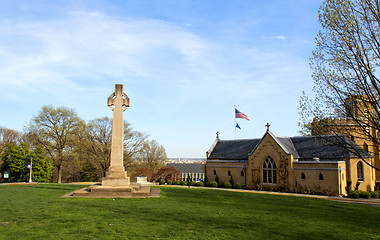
[0,0,323,158]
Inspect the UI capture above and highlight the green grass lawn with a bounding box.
[0,184,379,240]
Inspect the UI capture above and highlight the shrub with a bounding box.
[375,182,380,191]
[173,180,180,185]
[215,174,220,185]
[159,181,165,185]
[359,191,371,199]
[209,181,218,188]
[235,183,243,189]
[230,176,234,188]
[180,181,187,185]
[348,190,360,198]
[166,180,172,185]
[222,182,232,188]
[189,181,197,186]
[370,191,379,198]
[262,185,274,192]
[196,181,204,187]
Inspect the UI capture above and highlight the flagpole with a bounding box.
[234,105,236,139]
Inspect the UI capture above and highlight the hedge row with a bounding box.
[205,181,244,189]
[252,184,338,196]
[348,190,380,199]
[158,180,244,189]
[159,180,205,186]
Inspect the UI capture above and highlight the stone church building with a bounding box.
[205,126,376,196]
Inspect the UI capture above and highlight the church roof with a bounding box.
[207,134,373,161]
[290,135,373,160]
[207,139,260,160]
[167,163,204,173]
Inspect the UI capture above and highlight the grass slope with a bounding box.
[0,184,379,240]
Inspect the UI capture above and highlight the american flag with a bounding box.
[235,108,249,120]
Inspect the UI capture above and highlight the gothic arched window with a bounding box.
[301,172,306,180]
[319,173,324,181]
[263,157,277,184]
[357,161,364,181]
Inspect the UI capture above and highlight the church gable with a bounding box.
[250,131,296,158]
[247,131,295,187]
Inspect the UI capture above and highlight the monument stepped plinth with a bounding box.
[63,84,160,198]
[67,183,160,198]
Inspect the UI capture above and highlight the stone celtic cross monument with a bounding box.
[103,84,130,186]
[67,84,159,198]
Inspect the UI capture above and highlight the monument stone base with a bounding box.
[102,166,131,186]
[62,166,159,198]
[62,183,160,198]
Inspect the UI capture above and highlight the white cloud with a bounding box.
[274,35,286,40]
[0,11,208,94]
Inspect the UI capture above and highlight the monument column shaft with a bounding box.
[106,84,130,176]
[110,106,124,168]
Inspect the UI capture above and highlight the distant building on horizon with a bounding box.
[166,162,205,182]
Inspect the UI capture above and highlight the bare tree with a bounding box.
[134,139,167,172]
[299,0,380,172]
[0,127,21,155]
[151,166,180,182]
[81,116,147,177]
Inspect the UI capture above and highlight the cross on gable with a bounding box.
[265,123,271,132]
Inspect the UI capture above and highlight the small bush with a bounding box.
[375,182,380,191]
[209,181,218,188]
[262,185,274,192]
[370,191,379,198]
[348,190,360,198]
[196,181,204,187]
[180,181,187,185]
[166,180,172,185]
[189,181,197,186]
[253,184,263,191]
[235,183,243,189]
[359,191,371,199]
[159,181,165,185]
[215,175,220,185]
[172,180,180,185]
[222,182,232,188]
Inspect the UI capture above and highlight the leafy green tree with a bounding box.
[0,143,52,182]
[31,147,53,182]
[25,105,84,183]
